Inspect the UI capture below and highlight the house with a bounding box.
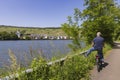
[16,30,21,38]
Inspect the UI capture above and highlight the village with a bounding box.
[16,30,72,40]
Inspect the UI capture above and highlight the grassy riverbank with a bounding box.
[0,43,112,80]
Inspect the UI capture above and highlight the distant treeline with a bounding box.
[0,25,66,36]
[0,25,61,29]
[0,31,19,40]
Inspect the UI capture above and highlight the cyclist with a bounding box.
[85,32,105,63]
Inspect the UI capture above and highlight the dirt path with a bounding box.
[90,42,120,80]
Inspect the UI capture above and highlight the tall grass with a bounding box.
[0,44,112,80]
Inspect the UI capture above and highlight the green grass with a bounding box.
[0,25,66,36]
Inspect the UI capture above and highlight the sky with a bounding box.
[0,0,85,27]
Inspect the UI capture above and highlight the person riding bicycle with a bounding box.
[85,32,104,63]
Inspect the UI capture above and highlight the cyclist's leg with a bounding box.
[85,47,96,57]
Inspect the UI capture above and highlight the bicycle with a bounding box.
[84,50,103,72]
[96,54,102,72]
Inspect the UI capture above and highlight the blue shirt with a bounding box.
[93,36,104,49]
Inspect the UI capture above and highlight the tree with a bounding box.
[61,8,82,51]
[62,0,120,50]
[113,6,120,40]
[0,31,10,40]
[0,31,19,40]
[81,0,117,45]
[10,32,19,40]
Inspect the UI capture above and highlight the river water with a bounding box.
[0,40,72,68]
[0,40,86,68]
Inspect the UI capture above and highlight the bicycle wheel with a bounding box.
[96,59,101,72]
[96,58,103,72]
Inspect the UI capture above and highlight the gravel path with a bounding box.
[90,42,120,80]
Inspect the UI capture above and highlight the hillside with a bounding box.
[0,25,66,36]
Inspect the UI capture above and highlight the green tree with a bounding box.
[0,31,10,40]
[61,8,82,51]
[10,32,19,40]
[0,31,19,40]
[113,6,120,40]
[81,0,117,45]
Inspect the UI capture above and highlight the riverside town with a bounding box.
[16,30,72,40]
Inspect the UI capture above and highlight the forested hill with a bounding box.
[0,25,66,36]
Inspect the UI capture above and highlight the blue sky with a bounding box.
[0,0,85,27]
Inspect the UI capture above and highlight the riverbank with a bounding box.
[0,43,112,79]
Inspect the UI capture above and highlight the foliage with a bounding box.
[61,0,120,49]
[18,54,93,80]
[0,31,19,40]
[113,6,120,40]
[81,0,118,45]
[0,26,66,36]
[16,44,111,80]
[61,8,83,51]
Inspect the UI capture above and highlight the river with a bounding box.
[0,40,72,68]
[0,40,86,68]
